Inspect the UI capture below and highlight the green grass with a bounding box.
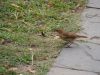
[0,0,86,75]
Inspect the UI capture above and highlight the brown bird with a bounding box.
[54,29,87,47]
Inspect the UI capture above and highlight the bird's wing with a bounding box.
[63,32,77,38]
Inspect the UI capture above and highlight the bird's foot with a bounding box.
[65,46,72,48]
[65,45,72,48]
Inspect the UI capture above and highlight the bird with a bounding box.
[54,29,87,47]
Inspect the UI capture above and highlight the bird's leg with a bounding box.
[67,41,81,48]
[66,43,72,48]
[64,41,70,45]
[66,44,72,48]
[65,41,73,48]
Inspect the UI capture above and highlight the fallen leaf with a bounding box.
[11,4,20,8]
[27,69,36,73]
[54,36,60,39]
[8,67,18,71]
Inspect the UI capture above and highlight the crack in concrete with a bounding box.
[90,36,100,40]
[97,72,100,75]
[84,50,100,61]
[85,13,98,18]
[86,6,100,9]
[84,50,95,60]
[82,43,100,61]
[84,40,100,46]
[90,21,100,23]
[82,41,100,61]
[83,44,92,49]
[54,65,97,74]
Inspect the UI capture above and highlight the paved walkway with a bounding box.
[47,0,100,75]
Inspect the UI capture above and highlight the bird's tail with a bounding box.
[77,35,88,38]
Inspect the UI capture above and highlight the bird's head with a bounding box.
[54,29,64,34]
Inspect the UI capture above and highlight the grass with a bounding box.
[0,0,86,75]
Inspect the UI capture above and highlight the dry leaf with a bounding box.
[54,36,60,39]
[11,4,20,8]
[27,69,36,74]
[8,67,18,71]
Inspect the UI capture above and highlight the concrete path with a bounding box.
[47,0,100,75]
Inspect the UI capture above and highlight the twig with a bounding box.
[29,48,34,66]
